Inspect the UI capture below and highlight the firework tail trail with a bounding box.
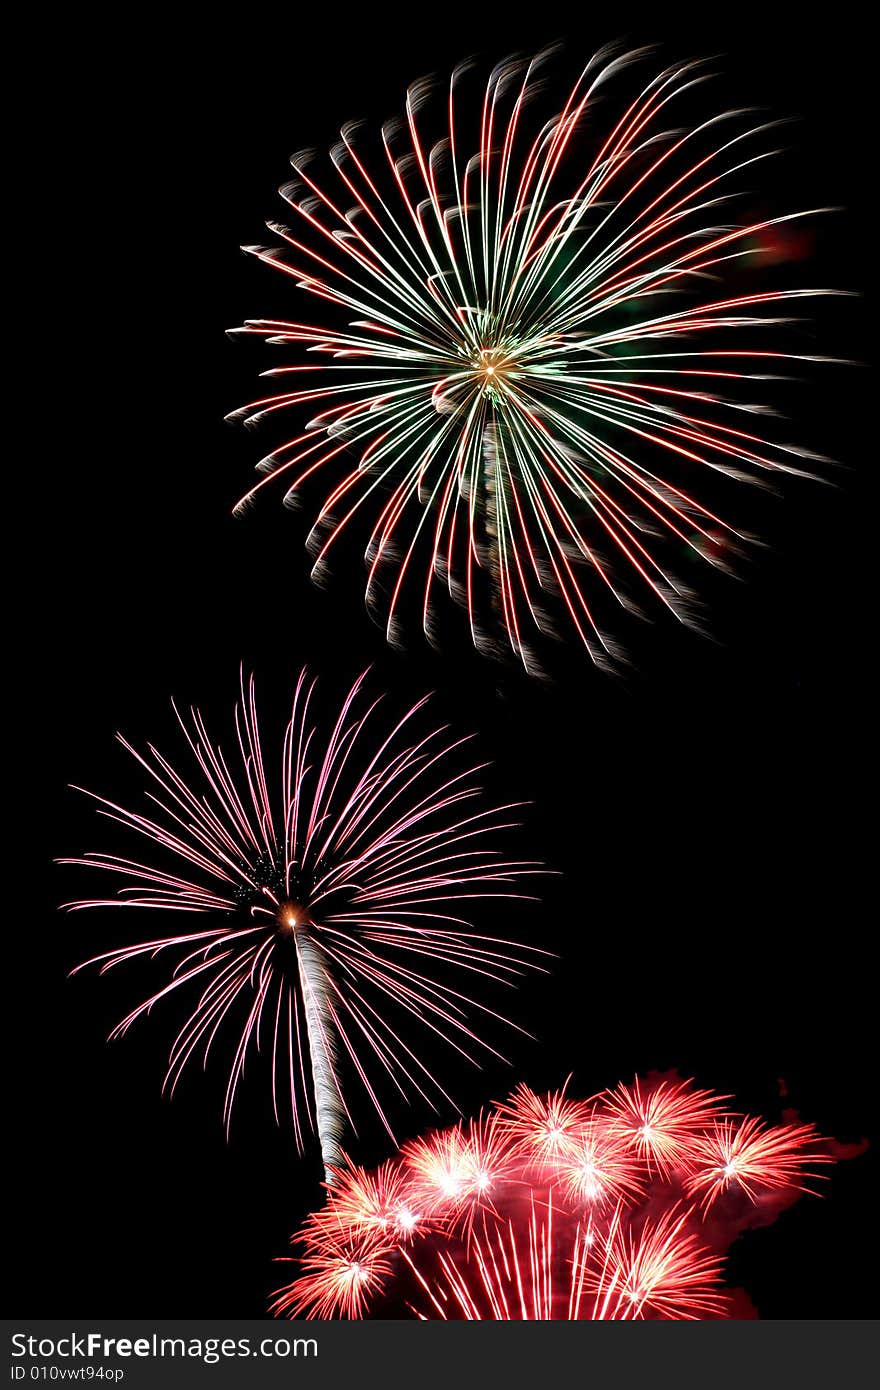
[293,924,345,1178]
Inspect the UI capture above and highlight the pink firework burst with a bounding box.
[275,1075,833,1318]
[230,45,837,673]
[60,670,544,1173]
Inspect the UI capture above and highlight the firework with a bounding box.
[554,1121,645,1209]
[306,1159,423,1241]
[272,1224,392,1320]
[275,1075,832,1318]
[685,1115,831,1211]
[401,1113,515,1234]
[601,1075,729,1176]
[498,1079,598,1163]
[406,1201,728,1320]
[60,670,542,1174]
[230,46,835,672]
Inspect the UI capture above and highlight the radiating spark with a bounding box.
[231,47,836,672]
[274,1075,832,1318]
[497,1081,593,1164]
[685,1115,832,1211]
[60,669,544,1173]
[601,1076,729,1176]
[271,1225,393,1319]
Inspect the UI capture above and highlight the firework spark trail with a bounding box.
[230,46,838,672]
[60,670,544,1176]
[275,1075,833,1318]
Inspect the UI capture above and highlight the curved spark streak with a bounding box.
[60,670,544,1170]
[231,47,836,671]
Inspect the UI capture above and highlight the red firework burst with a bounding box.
[275,1075,832,1319]
[272,1224,393,1320]
[60,669,544,1172]
[685,1115,832,1212]
[497,1080,594,1164]
[601,1076,730,1176]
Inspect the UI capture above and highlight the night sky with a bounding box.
[16,8,872,1318]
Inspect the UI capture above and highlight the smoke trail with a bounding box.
[294,926,345,1180]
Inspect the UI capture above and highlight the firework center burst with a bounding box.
[473,345,514,397]
[275,901,308,934]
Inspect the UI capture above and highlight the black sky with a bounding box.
[13,6,873,1318]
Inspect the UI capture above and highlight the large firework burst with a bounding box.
[231,45,835,672]
[60,671,542,1174]
[274,1075,831,1318]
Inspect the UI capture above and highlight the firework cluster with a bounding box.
[275,1076,831,1319]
